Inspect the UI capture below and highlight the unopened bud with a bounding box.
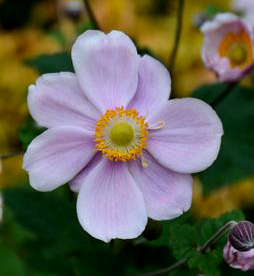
[229,221,254,251]
[143,219,163,241]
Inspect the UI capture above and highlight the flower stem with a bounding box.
[138,257,187,276]
[83,0,100,30]
[168,0,185,72]
[0,151,23,160]
[211,82,238,108]
[136,220,237,276]
[198,220,237,253]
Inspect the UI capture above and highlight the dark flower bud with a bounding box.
[143,219,163,241]
[229,221,254,252]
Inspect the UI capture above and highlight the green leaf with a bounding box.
[169,210,244,276]
[0,245,25,276]
[2,186,118,276]
[169,224,196,260]
[19,115,45,150]
[77,21,96,35]
[188,251,221,276]
[25,52,74,74]
[192,83,254,194]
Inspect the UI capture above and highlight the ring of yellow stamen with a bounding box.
[219,32,253,68]
[95,106,149,161]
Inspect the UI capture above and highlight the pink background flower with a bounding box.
[201,13,254,82]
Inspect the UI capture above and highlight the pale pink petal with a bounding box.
[69,154,101,193]
[28,72,99,131]
[71,30,140,113]
[128,55,171,118]
[147,98,223,174]
[76,158,147,242]
[224,242,254,271]
[23,126,95,192]
[129,152,192,220]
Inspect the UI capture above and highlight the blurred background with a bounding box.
[1,0,254,275]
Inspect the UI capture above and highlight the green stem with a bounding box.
[83,0,100,30]
[168,0,185,72]
[0,151,23,160]
[210,82,238,108]
[198,220,237,253]
[138,258,187,276]
[136,221,237,276]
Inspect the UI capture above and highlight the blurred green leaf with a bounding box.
[3,186,118,276]
[25,52,74,74]
[0,245,25,276]
[77,21,96,35]
[192,83,254,194]
[169,210,244,276]
[19,115,44,150]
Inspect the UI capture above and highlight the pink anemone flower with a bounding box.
[201,13,254,82]
[23,30,223,242]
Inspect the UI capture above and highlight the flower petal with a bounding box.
[129,152,192,220]
[23,126,95,192]
[71,30,140,113]
[69,154,101,193]
[147,98,223,173]
[28,72,99,131]
[77,158,147,242]
[128,54,171,118]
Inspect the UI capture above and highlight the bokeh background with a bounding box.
[1,0,254,275]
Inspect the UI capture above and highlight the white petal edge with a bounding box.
[128,54,171,118]
[147,98,223,174]
[23,126,95,192]
[129,152,192,220]
[28,72,100,131]
[77,158,147,242]
[72,30,140,113]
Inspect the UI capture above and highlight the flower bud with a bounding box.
[229,221,254,251]
[143,219,163,241]
[224,241,254,271]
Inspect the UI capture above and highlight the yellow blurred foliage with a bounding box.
[193,177,254,218]
[0,27,62,187]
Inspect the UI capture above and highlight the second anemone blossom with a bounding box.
[23,30,223,242]
[201,13,254,82]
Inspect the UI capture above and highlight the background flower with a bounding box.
[201,13,254,82]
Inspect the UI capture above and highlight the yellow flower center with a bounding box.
[95,106,149,161]
[110,122,134,147]
[228,44,247,65]
[219,32,253,68]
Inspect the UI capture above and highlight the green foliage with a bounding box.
[1,184,248,276]
[0,245,26,276]
[2,186,117,276]
[19,115,45,150]
[192,83,254,194]
[169,210,244,276]
[25,52,74,74]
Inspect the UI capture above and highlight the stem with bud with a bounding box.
[135,220,237,276]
